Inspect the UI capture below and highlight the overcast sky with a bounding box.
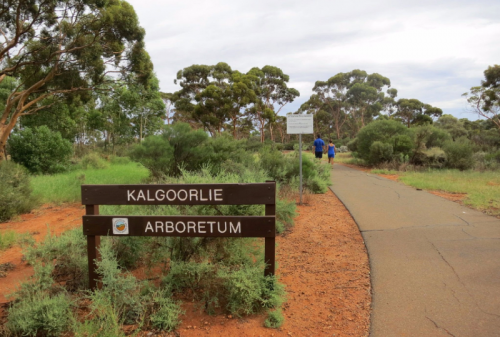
[127,0,500,120]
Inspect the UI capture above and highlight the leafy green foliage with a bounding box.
[265,309,285,328]
[369,141,394,164]
[130,122,209,177]
[8,126,73,174]
[435,115,468,141]
[0,160,37,222]
[5,260,74,337]
[80,152,110,170]
[0,230,17,250]
[23,228,89,291]
[6,292,73,336]
[149,290,184,331]
[356,120,412,164]
[443,139,475,170]
[0,0,154,161]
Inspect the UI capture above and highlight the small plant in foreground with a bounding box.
[264,308,285,328]
[0,161,38,222]
[0,230,17,250]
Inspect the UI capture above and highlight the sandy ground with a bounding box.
[0,191,371,337]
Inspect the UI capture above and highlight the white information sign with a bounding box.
[286,114,313,134]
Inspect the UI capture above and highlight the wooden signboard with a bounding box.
[82,182,276,290]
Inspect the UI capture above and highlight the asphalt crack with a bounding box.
[429,240,500,319]
[425,316,456,337]
[454,214,474,227]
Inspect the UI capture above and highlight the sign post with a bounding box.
[286,114,313,205]
[82,182,276,290]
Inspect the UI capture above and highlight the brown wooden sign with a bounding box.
[82,183,275,205]
[83,215,275,237]
[82,182,276,291]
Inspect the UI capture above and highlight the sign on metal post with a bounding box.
[82,182,276,290]
[286,114,313,205]
[286,114,313,135]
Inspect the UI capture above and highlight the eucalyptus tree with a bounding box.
[463,65,500,131]
[302,72,350,139]
[124,76,165,142]
[246,66,299,142]
[394,98,442,127]
[0,0,154,160]
[174,63,257,138]
[346,70,392,134]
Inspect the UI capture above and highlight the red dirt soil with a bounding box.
[0,192,371,337]
[0,204,85,303]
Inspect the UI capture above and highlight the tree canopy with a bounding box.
[0,0,154,160]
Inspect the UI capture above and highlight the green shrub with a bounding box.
[0,230,17,250]
[109,156,131,165]
[420,147,447,168]
[219,269,284,316]
[6,261,74,337]
[8,126,73,174]
[81,152,109,170]
[356,120,412,162]
[283,140,298,150]
[149,289,184,331]
[22,228,88,291]
[274,143,284,151]
[0,160,38,222]
[6,292,73,336]
[425,127,452,148]
[130,123,210,177]
[265,309,285,328]
[485,150,500,163]
[369,141,394,165]
[163,262,285,316]
[443,139,475,170]
[347,138,358,152]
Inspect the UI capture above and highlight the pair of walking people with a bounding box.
[313,134,335,167]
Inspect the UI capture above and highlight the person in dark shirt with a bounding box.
[313,134,325,160]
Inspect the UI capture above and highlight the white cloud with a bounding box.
[128,0,500,120]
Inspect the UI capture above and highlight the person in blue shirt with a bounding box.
[327,140,336,167]
[313,134,325,159]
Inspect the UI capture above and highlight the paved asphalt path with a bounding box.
[330,164,500,337]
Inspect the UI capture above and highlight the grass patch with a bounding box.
[394,170,500,216]
[334,152,367,166]
[371,169,399,175]
[31,162,149,204]
[0,230,17,250]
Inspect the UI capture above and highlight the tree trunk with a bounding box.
[0,124,10,162]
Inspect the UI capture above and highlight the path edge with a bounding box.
[328,186,374,337]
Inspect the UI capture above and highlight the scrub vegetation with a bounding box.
[0,0,498,335]
[1,123,330,335]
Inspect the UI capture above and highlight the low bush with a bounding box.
[109,156,131,165]
[265,309,285,328]
[420,147,447,168]
[23,228,89,291]
[80,152,110,170]
[356,120,413,164]
[283,140,298,150]
[369,141,394,165]
[347,138,358,152]
[8,126,73,174]
[6,292,73,336]
[443,139,475,170]
[0,230,17,250]
[0,160,38,222]
[5,262,74,337]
